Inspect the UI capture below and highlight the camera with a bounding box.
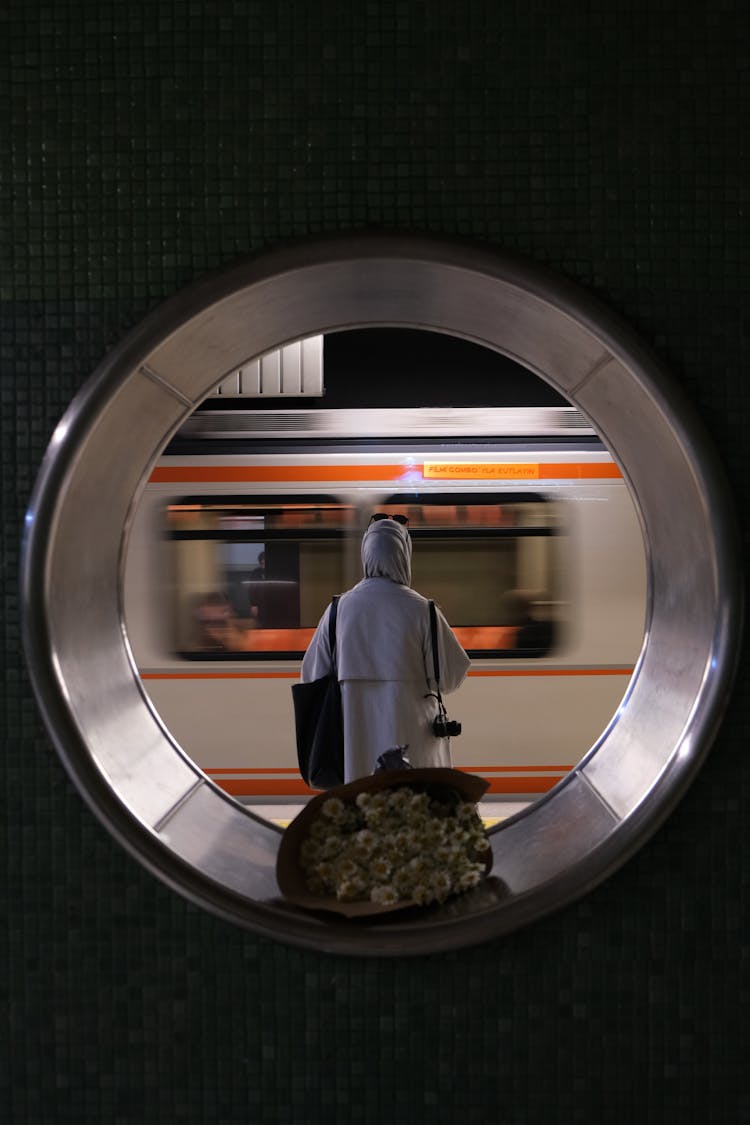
[433,716,462,738]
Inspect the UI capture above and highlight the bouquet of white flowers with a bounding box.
[276,768,492,917]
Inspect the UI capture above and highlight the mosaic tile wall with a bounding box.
[4,2,747,1121]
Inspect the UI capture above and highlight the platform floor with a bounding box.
[244,799,530,829]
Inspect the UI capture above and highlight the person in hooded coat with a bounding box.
[300,516,471,781]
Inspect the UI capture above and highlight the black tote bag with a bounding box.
[291,596,345,790]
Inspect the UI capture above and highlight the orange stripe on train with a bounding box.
[203,766,573,799]
[150,465,409,483]
[149,462,622,484]
[141,667,634,680]
[210,777,566,797]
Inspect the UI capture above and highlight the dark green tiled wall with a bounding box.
[3,2,747,1121]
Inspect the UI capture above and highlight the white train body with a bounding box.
[123,408,647,802]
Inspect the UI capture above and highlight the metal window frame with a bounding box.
[21,236,743,955]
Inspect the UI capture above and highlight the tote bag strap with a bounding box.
[328,595,340,675]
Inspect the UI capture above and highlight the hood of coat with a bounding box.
[361,519,412,586]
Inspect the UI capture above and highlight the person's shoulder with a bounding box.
[345,580,426,604]
[393,586,431,615]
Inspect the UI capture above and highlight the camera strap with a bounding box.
[428,600,448,722]
[328,595,340,675]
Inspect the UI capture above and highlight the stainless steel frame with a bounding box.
[21,236,743,955]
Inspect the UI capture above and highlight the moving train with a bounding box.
[123,405,647,807]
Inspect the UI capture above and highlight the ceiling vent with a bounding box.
[210,336,324,397]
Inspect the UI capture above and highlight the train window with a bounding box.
[380,495,563,656]
[167,492,564,659]
[167,497,353,657]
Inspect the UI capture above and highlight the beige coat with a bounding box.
[301,519,470,781]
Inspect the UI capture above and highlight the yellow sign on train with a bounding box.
[424,462,541,479]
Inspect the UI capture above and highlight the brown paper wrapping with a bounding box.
[276,768,492,917]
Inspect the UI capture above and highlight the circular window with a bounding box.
[21,237,742,954]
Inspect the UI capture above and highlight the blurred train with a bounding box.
[123,406,647,806]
